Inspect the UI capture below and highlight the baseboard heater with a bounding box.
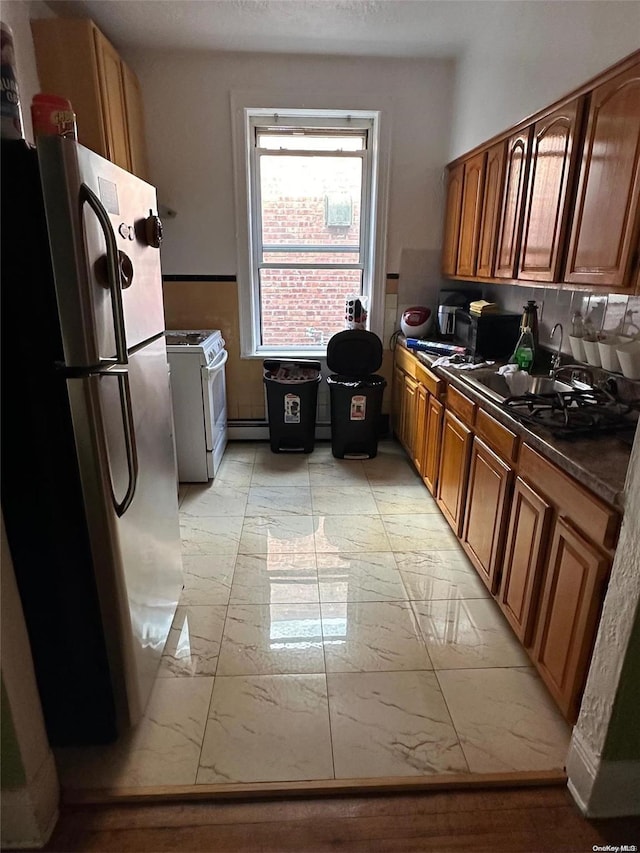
[227,420,332,441]
[227,416,389,442]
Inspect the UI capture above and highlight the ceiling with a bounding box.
[45,0,584,59]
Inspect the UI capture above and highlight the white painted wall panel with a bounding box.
[123,50,455,275]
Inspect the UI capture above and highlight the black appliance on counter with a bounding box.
[454,310,521,359]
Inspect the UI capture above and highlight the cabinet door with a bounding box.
[31,18,108,159]
[495,129,532,279]
[499,477,552,644]
[457,152,486,277]
[441,163,464,276]
[93,28,131,171]
[122,62,150,182]
[401,375,418,455]
[518,98,584,282]
[461,438,513,594]
[422,394,443,496]
[436,410,472,535]
[413,384,429,475]
[477,142,506,278]
[392,366,404,439]
[532,517,610,722]
[564,62,640,290]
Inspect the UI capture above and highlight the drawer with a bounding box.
[446,385,476,427]
[519,445,619,550]
[395,345,418,379]
[475,408,519,463]
[416,362,443,398]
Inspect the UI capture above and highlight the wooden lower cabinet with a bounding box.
[393,346,619,724]
[392,365,404,439]
[532,517,611,722]
[461,438,513,594]
[499,477,552,643]
[422,394,443,495]
[436,410,472,536]
[401,374,418,455]
[413,384,429,475]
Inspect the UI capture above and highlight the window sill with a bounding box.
[242,348,328,360]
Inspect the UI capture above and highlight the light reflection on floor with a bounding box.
[54,440,570,790]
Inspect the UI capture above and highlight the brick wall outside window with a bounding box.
[259,155,363,346]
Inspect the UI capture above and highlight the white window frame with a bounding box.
[232,103,389,358]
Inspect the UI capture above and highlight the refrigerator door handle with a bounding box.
[79,183,128,366]
[92,366,139,517]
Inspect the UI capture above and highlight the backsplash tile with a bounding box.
[586,294,607,335]
[603,295,629,335]
[570,291,590,322]
[481,283,639,357]
[624,296,640,337]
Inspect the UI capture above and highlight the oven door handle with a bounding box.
[202,348,229,376]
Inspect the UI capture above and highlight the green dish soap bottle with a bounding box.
[509,300,539,372]
[511,328,535,371]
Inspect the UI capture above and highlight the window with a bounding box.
[238,111,382,356]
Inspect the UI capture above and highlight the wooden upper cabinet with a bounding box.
[518,98,584,282]
[494,128,532,278]
[564,61,640,290]
[31,18,150,181]
[494,129,532,279]
[441,163,464,275]
[477,142,506,278]
[121,62,150,182]
[457,151,486,277]
[93,28,131,171]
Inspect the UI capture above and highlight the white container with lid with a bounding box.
[598,336,633,373]
[583,338,602,367]
[569,335,586,362]
[616,340,640,380]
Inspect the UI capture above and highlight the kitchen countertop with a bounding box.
[398,341,635,509]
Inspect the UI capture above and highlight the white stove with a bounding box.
[165,329,228,481]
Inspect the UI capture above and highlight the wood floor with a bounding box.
[42,785,640,852]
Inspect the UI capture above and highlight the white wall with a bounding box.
[123,49,455,276]
[449,1,640,158]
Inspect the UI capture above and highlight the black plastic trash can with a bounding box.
[326,330,387,459]
[263,360,321,453]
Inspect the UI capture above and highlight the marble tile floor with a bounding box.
[55,440,571,791]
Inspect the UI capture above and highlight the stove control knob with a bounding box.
[144,213,163,248]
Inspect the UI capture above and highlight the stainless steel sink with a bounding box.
[463,369,574,402]
[525,376,574,394]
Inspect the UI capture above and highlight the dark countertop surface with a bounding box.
[399,341,636,509]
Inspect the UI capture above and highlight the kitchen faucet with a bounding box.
[550,323,563,375]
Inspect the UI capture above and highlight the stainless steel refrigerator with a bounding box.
[1,137,183,745]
